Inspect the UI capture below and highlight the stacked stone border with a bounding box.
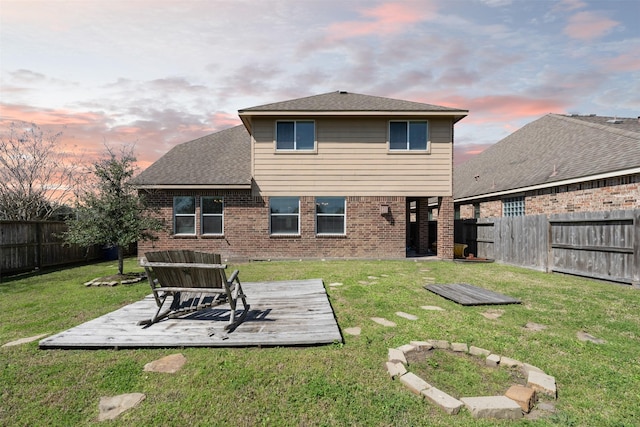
[386,339,557,420]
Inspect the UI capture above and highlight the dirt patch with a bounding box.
[405,348,527,399]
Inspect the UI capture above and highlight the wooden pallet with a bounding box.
[425,283,521,306]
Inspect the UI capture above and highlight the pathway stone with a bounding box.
[461,396,523,419]
[328,282,343,287]
[2,333,49,348]
[98,393,146,421]
[525,322,547,331]
[371,317,396,327]
[367,276,378,280]
[396,311,418,321]
[481,309,504,320]
[577,331,606,344]
[344,327,361,336]
[420,305,444,311]
[143,353,187,373]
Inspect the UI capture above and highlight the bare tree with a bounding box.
[0,122,79,220]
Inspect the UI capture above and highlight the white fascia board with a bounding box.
[454,167,640,203]
[238,111,468,118]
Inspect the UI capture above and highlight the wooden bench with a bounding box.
[139,250,249,331]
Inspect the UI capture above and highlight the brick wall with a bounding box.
[436,196,454,259]
[138,190,406,260]
[457,174,640,218]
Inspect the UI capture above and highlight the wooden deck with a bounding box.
[425,283,521,306]
[39,279,342,349]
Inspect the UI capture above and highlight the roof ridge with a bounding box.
[549,113,640,139]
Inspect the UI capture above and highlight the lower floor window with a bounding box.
[316,197,346,235]
[503,196,525,216]
[202,196,223,235]
[270,197,300,234]
[174,196,196,234]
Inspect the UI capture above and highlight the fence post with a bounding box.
[634,210,640,287]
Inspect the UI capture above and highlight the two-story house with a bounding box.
[131,91,468,260]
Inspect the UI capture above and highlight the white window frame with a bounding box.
[315,197,346,236]
[173,196,196,235]
[269,197,300,235]
[275,120,316,151]
[503,196,525,217]
[201,196,224,236]
[388,120,429,151]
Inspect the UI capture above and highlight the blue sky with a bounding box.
[1,0,638,167]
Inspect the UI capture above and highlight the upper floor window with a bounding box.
[276,121,315,151]
[389,121,428,151]
[270,197,300,235]
[174,196,196,235]
[503,196,524,217]
[201,196,223,235]
[316,197,346,235]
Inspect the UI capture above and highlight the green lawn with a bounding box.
[1,258,639,426]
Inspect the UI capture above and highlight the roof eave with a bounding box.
[238,110,468,118]
[454,166,640,203]
[132,184,252,190]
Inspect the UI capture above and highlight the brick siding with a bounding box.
[138,190,407,260]
[457,174,640,219]
[436,196,454,259]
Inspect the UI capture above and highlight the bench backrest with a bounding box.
[144,250,224,289]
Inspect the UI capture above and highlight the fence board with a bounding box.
[1,221,101,277]
[457,209,639,285]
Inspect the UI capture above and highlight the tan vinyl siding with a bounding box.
[252,117,453,196]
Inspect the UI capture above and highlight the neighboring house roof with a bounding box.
[238,91,468,131]
[131,125,251,189]
[454,114,640,202]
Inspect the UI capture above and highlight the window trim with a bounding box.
[173,196,196,235]
[388,120,430,152]
[275,120,316,152]
[201,196,224,236]
[315,197,347,236]
[269,196,301,236]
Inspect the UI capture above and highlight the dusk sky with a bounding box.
[1,0,639,170]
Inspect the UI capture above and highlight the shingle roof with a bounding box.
[454,114,640,200]
[239,91,467,113]
[130,125,251,188]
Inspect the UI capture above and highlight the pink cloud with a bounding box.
[601,52,640,73]
[454,143,493,166]
[564,11,618,40]
[326,1,437,41]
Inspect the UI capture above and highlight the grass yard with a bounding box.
[1,258,639,426]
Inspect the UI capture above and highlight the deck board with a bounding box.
[39,278,342,349]
[424,283,521,306]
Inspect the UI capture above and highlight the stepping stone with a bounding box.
[395,311,418,321]
[2,333,49,348]
[371,317,396,327]
[577,331,606,344]
[98,393,145,421]
[143,353,187,373]
[481,309,504,319]
[344,327,361,336]
[328,282,344,287]
[421,305,444,311]
[525,322,547,331]
[367,276,378,280]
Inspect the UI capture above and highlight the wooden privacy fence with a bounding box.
[457,209,640,286]
[1,221,101,277]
